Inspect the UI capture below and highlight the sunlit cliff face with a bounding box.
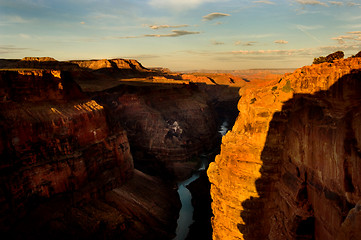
[208,57,361,240]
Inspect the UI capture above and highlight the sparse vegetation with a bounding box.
[313,51,344,64]
[282,80,293,93]
[352,51,361,58]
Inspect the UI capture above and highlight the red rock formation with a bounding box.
[208,57,361,239]
[95,84,220,180]
[181,73,246,87]
[0,69,134,234]
[70,58,148,71]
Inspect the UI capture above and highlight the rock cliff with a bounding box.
[208,57,361,239]
[0,69,180,239]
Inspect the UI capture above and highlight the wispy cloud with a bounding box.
[114,30,201,39]
[235,41,258,46]
[230,49,307,55]
[347,2,361,6]
[202,12,230,21]
[0,45,31,54]
[211,40,225,45]
[0,15,30,26]
[297,24,321,42]
[19,33,31,39]
[274,40,289,44]
[348,31,361,35]
[148,0,227,10]
[145,30,200,37]
[296,0,328,7]
[328,1,343,6]
[296,24,324,30]
[228,45,360,56]
[149,24,189,29]
[332,32,361,44]
[253,0,275,4]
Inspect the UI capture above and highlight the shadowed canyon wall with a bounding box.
[208,57,361,239]
[0,69,181,239]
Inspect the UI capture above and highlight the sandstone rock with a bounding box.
[21,57,58,62]
[70,58,148,71]
[208,57,361,239]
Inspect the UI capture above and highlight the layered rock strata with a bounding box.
[0,69,148,238]
[208,57,361,239]
[95,84,219,180]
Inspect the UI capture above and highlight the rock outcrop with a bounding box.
[69,59,148,71]
[208,57,361,239]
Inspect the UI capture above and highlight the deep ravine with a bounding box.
[173,120,230,240]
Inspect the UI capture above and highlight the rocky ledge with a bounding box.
[208,57,361,239]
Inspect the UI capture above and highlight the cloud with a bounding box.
[231,49,306,55]
[144,30,200,37]
[0,45,31,54]
[0,15,30,25]
[332,33,361,44]
[295,0,328,7]
[297,25,321,42]
[211,40,224,45]
[328,1,343,6]
[274,40,289,44]
[348,31,361,35]
[347,2,361,6]
[235,41,258,46]
[149,24,189,29]
[148,0,226,10]
[202,12,230,21]
[253,0,275,4]
[112,30,200,39]
[19,33,31,39]
[228,44,361,57]
[296,24,323,30]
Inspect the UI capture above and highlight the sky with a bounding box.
[1,0,361,71]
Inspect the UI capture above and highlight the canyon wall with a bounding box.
[208,57,361,239]
[94,84,219,180]
[0,69,133,227]
[0,69,180,239]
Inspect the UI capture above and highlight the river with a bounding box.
[173,120,229,240]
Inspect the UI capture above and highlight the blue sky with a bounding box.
[1,0,361,70]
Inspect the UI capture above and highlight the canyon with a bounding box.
[208,56,361,239]
[1,54,360,240]
[0,57,245,239]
